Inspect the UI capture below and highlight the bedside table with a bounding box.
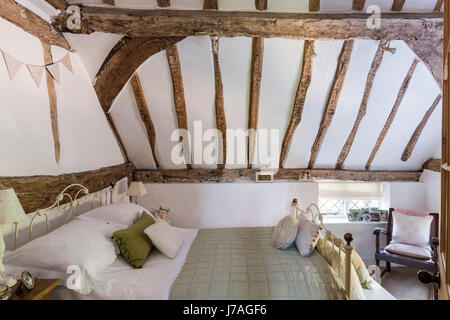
[9,279,61,300]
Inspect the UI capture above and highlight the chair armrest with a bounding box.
[373,228,387,235]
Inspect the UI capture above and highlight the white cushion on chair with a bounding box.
[392,211,433,247]
[385,242,432,260]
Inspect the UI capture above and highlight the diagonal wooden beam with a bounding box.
[255,0,267,11]
[203,0,218,10]
[308,40,354,169]
[166,44,192,169]
[405,40,443,89]
[157,0,170,7]
[0,0,70,50]
[309,0,320,12]
[94,36,184,112]
[52,8,443,42]
[105,113,129,162]
[279,40,315,168]
[365,59,419,170]
[44,0,67,11]
[248,38,264,168]
[434,0,444,11]
[130,73,160,168]
[42,41,60,164]
[336,42,386,170]
[401,94,442,162]
[210,37,227,169]
[422,159,441,172]
[103,0,115,5]
[352,0,365,11]
[391,0,405,11]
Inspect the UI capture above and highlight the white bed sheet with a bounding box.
[363,280,396,300]
[51,227,199,300]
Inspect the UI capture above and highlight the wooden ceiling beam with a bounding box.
[248,38,264,168]
[166,44,192,169]
[105,113,129,162]
[308,40,354,169]
[422,159,441,172]
[309,0,320,12]
[44,0,67,11]
[135,168,422,183]
[280,40,315,168]
[210,37,227,169]
[336,41,386,170]
[401,94,442,162]
[255,0,267,11]
[391,0,405,11]
[352,0,365,11]
[434,0,444,12]
[157,0,170,7]
[203,0,218,10]
[94,36,184,112]
[52,8,443,42]
[103,0,115,5]
[365,59,419,170]
[130,73,160,168]
[0,0,70,50]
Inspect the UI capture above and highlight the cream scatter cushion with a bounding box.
[294,214,321,257]
[272,214,299,249]
[144,219,184,258]
[385,242,432,260]
[392,211,433,247]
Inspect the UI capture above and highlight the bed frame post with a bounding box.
[343,233,354,299]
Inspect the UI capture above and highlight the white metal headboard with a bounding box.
[13,184,112,249]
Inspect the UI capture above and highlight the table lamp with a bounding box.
[126,181,147,205]
[0,188,26,287]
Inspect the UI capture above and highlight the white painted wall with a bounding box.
[0,18,124,176]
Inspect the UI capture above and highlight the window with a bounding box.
[318,183,387,217]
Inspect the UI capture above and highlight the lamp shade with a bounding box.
[0,188,26,225]
[126,182,147,197]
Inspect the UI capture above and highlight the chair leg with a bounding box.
[376,259,380,267]
[380,262,391,277]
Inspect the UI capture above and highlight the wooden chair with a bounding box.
[373,208,439,299]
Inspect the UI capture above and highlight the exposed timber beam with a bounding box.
[255,0,267,11]
[52,8,443,42]
[309,0,320,12]
[157,0,170,7]
[166,44,192,169]
[336,41,386,170]
[401,95,442,162]
[434,0,444,12]
[94,36,184,112]
[44,0,67,11]
[365,59,419,170]
[210,37,227,169]
[0,0,70,50]
[280,40,315,168]
[42,41,60,164]
[248,38,264,168]
[135,168,422,183]
[103,0,115,5]
[105,112,129,162]
[130,73,160,168]
[0,163,134,213]
[203,0,218,10]
[422,159,441,172]
[391,0,405,11]
[352,0,365,11]
[308,40,354,169]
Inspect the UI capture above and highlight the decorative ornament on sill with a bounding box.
[151,206,171,224]
[0,48,75,87]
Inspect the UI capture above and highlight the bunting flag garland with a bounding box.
[0,48,74,87]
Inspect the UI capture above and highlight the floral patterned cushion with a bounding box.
[272,214,298,249]
[392,211,433,247]
[294,213,322,257]
[385,242,432,260]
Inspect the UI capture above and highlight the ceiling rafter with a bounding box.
[0,0,70,49]
[210,37,227,169]
[94,36,184,112]
[434,0,444,12]
[203,0,218,10]
[401,94,442,162]
[52,8,443,42]
[365,58,419,170]
[309,0,320,12]
[248,37,264,168]
[157,0,170,7]
[105,113,129,162]
[103,0,115,5]
[422,159,441,172]
[166,44,192,169]
[255,0,267,11]
[130,73,160,168]
[352,0,365,11]
[279,40,315,168]
[308,40,354,169]
[336,41,386,170]
[44,0,67,11]
[391,0,405,11]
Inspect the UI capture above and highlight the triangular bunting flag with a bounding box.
[46,63,60,84]
[60,53,73,74]
[2,51,23,80]
[26,64,44,88]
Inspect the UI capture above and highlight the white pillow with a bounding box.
[392,211,433,247]
[4,219,117,294]
[144,219,183,259]
[295,213,322,257]
[272,214,298,249]
[78,203,154,227]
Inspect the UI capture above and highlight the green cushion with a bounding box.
[112,211,155,268]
